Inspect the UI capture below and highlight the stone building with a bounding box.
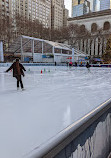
[51,0,64,29]
[63,7,69,27]
[51,0,69,29]
[68,9,111,57]
[0,0,10,17]
[0,0,51,28]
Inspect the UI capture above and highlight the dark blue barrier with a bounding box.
[91,64,111,67]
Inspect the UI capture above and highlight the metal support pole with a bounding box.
[32,40,34,62]
[52,46,55,54]
[72,48,74,63]
[42,41,44,55]
[21,36,23,62]
[52,46,55,62]
[0,41,4,62]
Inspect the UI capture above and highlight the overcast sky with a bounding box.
[64,0,72,16]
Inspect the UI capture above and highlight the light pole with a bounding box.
[72,48,74,63]
[0,40,4,62]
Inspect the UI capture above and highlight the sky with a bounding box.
[64,0,72,17]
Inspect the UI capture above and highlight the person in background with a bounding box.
[80,61,83,67]
[86,62,91,72]
[66,61,69,66]
[6,58,26,90]
[69,61,73,67]
[75,62,77,67]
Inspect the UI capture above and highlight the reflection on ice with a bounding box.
[63,105,71,127]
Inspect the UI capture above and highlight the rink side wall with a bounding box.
[27,98,111,158]
[1,63,111,67]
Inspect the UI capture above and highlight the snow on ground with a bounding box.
[0,66,111,158]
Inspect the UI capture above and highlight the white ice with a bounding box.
[0,66,111,158]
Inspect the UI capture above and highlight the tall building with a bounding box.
[0,0,10,17]
[0,0,51,28]
[93,0,100,11]
[72,0,85,6]
[63,7,69,27]
[88,0,93,11]
[27,0,51,28]
[100,0,111,11]
[72,0,90,17]
[0,0,69,30]
[51,0,64,29]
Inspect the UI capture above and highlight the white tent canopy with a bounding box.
[6,35,88,62]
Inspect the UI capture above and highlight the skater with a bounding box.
[75,62,77,67]
[80,61,83,67]
[6,58,26,90]
[86,62,90,72]
[66,61,69,67]
[69,61,73,67]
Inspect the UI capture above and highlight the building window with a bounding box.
[91,23,97,33]
[80,25,85,33]
[103,21,110,30]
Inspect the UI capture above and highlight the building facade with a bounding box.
[0,0,69,30]
[68,9,111,57]
[93,0,111,12]
[72,0,85,17]
[72,0,90,17]
[51,0,64,30]
[100,0,111,11]
[72,0,85,6]
[93,0,100,11]
[63,7,69,27]
[0,0,51,28]
[0,0,10,16]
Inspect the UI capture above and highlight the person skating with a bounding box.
[75,62,77,67]
[86,62,90,72]
[69,61,73,67]
[6,58,26,90]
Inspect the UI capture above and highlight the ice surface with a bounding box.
[0,66,111,158]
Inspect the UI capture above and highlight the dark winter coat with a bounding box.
[86,63,90,68]
[6,62,26,77]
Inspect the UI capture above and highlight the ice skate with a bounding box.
[22,88,25,91]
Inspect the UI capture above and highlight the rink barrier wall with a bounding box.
[0,63,66,67]
[1,63,111,67]
[27,98,111,158]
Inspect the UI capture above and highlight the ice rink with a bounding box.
[0,66,111,158]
